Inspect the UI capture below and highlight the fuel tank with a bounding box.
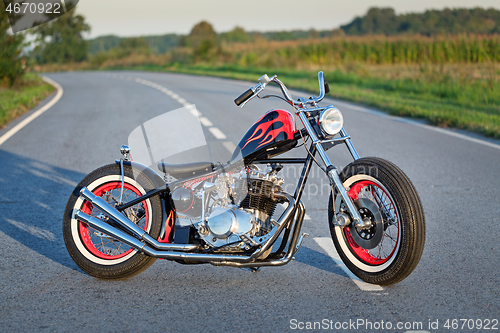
[230,109,298,164]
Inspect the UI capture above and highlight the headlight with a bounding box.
[319,107,344,136]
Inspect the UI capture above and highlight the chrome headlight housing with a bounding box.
[319,107,344,136]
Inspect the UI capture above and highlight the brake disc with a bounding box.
[348,198,383,250]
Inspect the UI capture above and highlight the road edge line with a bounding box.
[0,76,64,147]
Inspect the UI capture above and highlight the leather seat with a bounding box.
[157,161,214,179]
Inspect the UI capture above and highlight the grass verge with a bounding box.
[0,73,55,129]
[161,64,500,139]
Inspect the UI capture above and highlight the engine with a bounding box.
[194,164,284,252]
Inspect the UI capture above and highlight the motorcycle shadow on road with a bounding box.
[293,245,350,278]
[0,150,84,271]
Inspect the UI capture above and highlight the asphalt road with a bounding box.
[0,71,499,332]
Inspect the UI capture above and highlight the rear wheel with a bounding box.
[63,164,162,279]
[328,157,425,285]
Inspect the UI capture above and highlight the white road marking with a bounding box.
[314,237,384,291]
[134,78,231,142]
[199,117,213,127]
[304,213,311,220]
[332,100,500,151]
[0,76,63,146]
[136,74,499,152]
[189,108,202,117]
[208,127,227,140]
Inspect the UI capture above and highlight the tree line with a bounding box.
[341,7,500,36]
[88,7,500,56]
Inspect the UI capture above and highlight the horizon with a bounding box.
[75,0,500,39]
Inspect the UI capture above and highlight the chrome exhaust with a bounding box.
[75,209,251,262]
[211,201,306,268]
[250,192,295,260]
[79,187,200,252]
[75,210,147,251]
[75,186,299,263]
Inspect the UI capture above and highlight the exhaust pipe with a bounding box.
[79,187,200,252]
[75,210,147,251]
[75,187,299,263]
[212,201,307,268]
[249,192,295,260]
[75,209,252,262]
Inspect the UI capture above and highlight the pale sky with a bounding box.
[76,0,500,38]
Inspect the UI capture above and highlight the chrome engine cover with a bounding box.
[199,206,257,248]
[207,207,254,238]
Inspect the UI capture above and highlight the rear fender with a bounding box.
[114,159,165,188]
[114,160,174,242]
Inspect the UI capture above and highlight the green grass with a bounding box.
[155,64,500,139]
[0,73,55,128]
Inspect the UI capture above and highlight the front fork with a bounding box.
[297,112,364,228]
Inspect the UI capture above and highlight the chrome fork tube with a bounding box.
[297,112,363,226]
[327,169,362,226]
[340,128,360,160]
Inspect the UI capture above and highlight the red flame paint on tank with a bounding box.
[242,110,295,149]
[230,109,297,164]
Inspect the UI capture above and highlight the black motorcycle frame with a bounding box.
[112,134,354,264]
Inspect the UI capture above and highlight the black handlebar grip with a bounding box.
[234,89,254,106]
[324,80,330,94]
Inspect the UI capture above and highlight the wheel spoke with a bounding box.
[383,231,397,243]
[343,179,400,265]
[80,181,148,259]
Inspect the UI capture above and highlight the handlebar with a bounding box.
[234,71,328,108]
[234,88,254,106]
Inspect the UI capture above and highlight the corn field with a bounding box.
[226,35,500,68]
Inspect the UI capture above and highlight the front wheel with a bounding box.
[328,157,425,285]
[63,164,163,279]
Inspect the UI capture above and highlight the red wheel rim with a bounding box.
[343,180,399,265]
[79,182,149,260]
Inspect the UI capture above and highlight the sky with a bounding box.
[75,0,500,38]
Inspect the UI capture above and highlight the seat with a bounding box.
[157,161,214,179]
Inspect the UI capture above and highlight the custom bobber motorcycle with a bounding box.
[63,72,425,285]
